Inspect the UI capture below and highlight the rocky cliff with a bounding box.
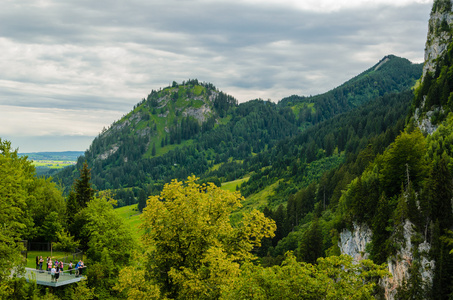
[339,220,435,300]
[416,0,453,132]
[422,0,453,81]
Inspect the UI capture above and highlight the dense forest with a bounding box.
[1,58,426,299]
[3,1,453,298]
[54,56,421,210]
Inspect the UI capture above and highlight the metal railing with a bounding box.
[24,266,87,287]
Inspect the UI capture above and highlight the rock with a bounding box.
[339,222,372,261]
[339,220,434,300]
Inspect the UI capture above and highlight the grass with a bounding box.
[32,161,75,169]
[221,177,249,192]
[115,204,143,240]
[193,85,205,96]
[26,251,69,269]
[240,180,280,211]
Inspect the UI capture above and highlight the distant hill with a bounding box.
[54,56,422,208]
[279,55,422,126]
[19,151,84,176]
[19,151,84,161]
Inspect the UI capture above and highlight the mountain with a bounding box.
[260,1,453,298]
[19,151,84,161]
[55,57,422,208]
[279,55,422,126]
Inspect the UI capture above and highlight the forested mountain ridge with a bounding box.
[279,55,422,126]
[55,56,422,208]
[6,1,453,297]
[258,1,453,298]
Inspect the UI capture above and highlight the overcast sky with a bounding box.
[0,0,433,153]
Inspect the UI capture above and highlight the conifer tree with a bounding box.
[371,192,392,264]
[152,142,156,156]
[75,162,96,209]
[298,217,323,264]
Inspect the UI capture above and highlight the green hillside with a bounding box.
[54,56,422,210]
[279,55,422,125]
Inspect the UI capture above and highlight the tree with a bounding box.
[53,229,80,256]
[0,140,31,297]
[137,176,276,299]
[68,162,96,238]
[223,253,389,299]
[78,194,136,298]
[26,177,66,241]
[379,129,427,197]
[137,188,147,212]
[298,217,323,264]
[39,211,63,243]
[75,162,96,209]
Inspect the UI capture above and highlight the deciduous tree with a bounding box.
[138,176,276,299]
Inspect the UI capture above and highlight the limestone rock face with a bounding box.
[416,0,453,131]
[339,222,372,261]
[381,220,434,300]
[339,221,434,300]
[422,0,453,81]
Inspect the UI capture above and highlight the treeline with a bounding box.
[238,90,412,204]
[0,153,389,298]
[55,98,300,208]
[255,102,453,298]
[246,90,413,265]
[279,55,422,125]
[53,58,422,209]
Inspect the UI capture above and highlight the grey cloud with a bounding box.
[0,0,434,152]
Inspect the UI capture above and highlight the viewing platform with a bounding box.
[22,267,86,287]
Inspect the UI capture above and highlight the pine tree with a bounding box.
[75,162,96,209]
[371,193,392,264]
[298,217,323,264]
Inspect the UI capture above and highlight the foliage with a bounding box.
[280,55,422,125]
[0,139,34,297]
[78,194,136,298]
[223,253,389,300]
[53,229,80,255]
[114,262,163,300]
[412,40,453,123]
[54,59,420,209]
[138,176,276,299]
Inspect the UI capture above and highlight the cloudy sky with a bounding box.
[0,0,433,153]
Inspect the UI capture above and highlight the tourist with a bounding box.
[60,261,63,275]
[68,261,73,275]
[39,256,44,272]
[79,260,85,276]
[50,265,56,282]
[75,260,80,277]
[55,266,60,282]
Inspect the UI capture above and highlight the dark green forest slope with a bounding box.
[258,2,453,298]
[5,1,453,298]
[279,55,421,125]
[55,56,422,209]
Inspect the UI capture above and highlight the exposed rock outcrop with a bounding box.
[416,0,453,130]
[183,105,212,123]
[339,221,435,300]
[339,222,372,261]
[422,0,453,81]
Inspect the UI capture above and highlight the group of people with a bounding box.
[35,256,86,281]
